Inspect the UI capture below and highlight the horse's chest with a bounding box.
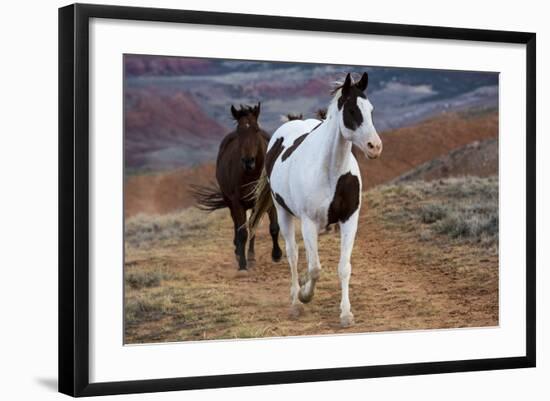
[326,172,361,226]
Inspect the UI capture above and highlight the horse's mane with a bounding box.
[231,104,259,121]
[282,113,303,122]
[329,73,364,96]
[315,109,327,120]
[327,90,342,114]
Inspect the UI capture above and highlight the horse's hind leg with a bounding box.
[229,203,248,270]
[268,206,283,262]
[298,218,321,304]
[338,211,359,327]
[247,235,256,268]
[276,206,301,318]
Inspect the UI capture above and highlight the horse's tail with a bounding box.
[248,168,273,237]
[189,183,226,211]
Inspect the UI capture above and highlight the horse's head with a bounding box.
[231,103,263,171]
[335,72,382,159]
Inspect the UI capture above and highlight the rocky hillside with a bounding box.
[125,87,228,171]
[124,55,498,172]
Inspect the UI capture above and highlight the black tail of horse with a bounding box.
[190,183,226,211]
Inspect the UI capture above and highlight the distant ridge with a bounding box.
[125,110,498,217]
[125,87,228,170]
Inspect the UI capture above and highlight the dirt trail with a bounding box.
[124,189,498,343]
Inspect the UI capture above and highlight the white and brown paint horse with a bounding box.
[249,73,382,327]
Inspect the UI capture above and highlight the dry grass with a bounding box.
[125,208,225,249]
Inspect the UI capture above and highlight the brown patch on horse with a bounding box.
[281,122,322,162]
[265,137,285,178]
[327,172,360,226]
[281,133,308,162]
[274,192,295,216]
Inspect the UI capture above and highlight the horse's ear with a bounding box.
[355,72,369,92]
[342,73,352,97]
[230,105,239,120]
[253,102,261,118]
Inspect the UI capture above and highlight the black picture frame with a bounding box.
[58,3,536,397]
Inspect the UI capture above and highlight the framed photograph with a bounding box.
[58,3,536,397]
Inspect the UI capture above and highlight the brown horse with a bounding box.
[192,104,282,270]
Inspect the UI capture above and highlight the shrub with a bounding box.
[435,213,472,238]
[125,296,170,324]
[126,271,163,289]
[421,204,448,224]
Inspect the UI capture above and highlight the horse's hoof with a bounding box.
[235,255,248,271]
[272,248,283,263]
[340,313,355,328]
[235,268,249,277]
[298,287,314,304]
[288,304,304,319]
[247,258,256,269]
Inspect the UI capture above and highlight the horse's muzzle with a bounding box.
[366,141,383,159]
[242,157,256,171]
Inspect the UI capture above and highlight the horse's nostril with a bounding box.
[367,142,374,149]
[242,158,255,170]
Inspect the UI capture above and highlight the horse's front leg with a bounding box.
[229,203,248,271]
[338,211,359,327]
[268,206,283,262]
[299,218,321,304]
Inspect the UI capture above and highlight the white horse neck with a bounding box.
[312,102,353,178]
